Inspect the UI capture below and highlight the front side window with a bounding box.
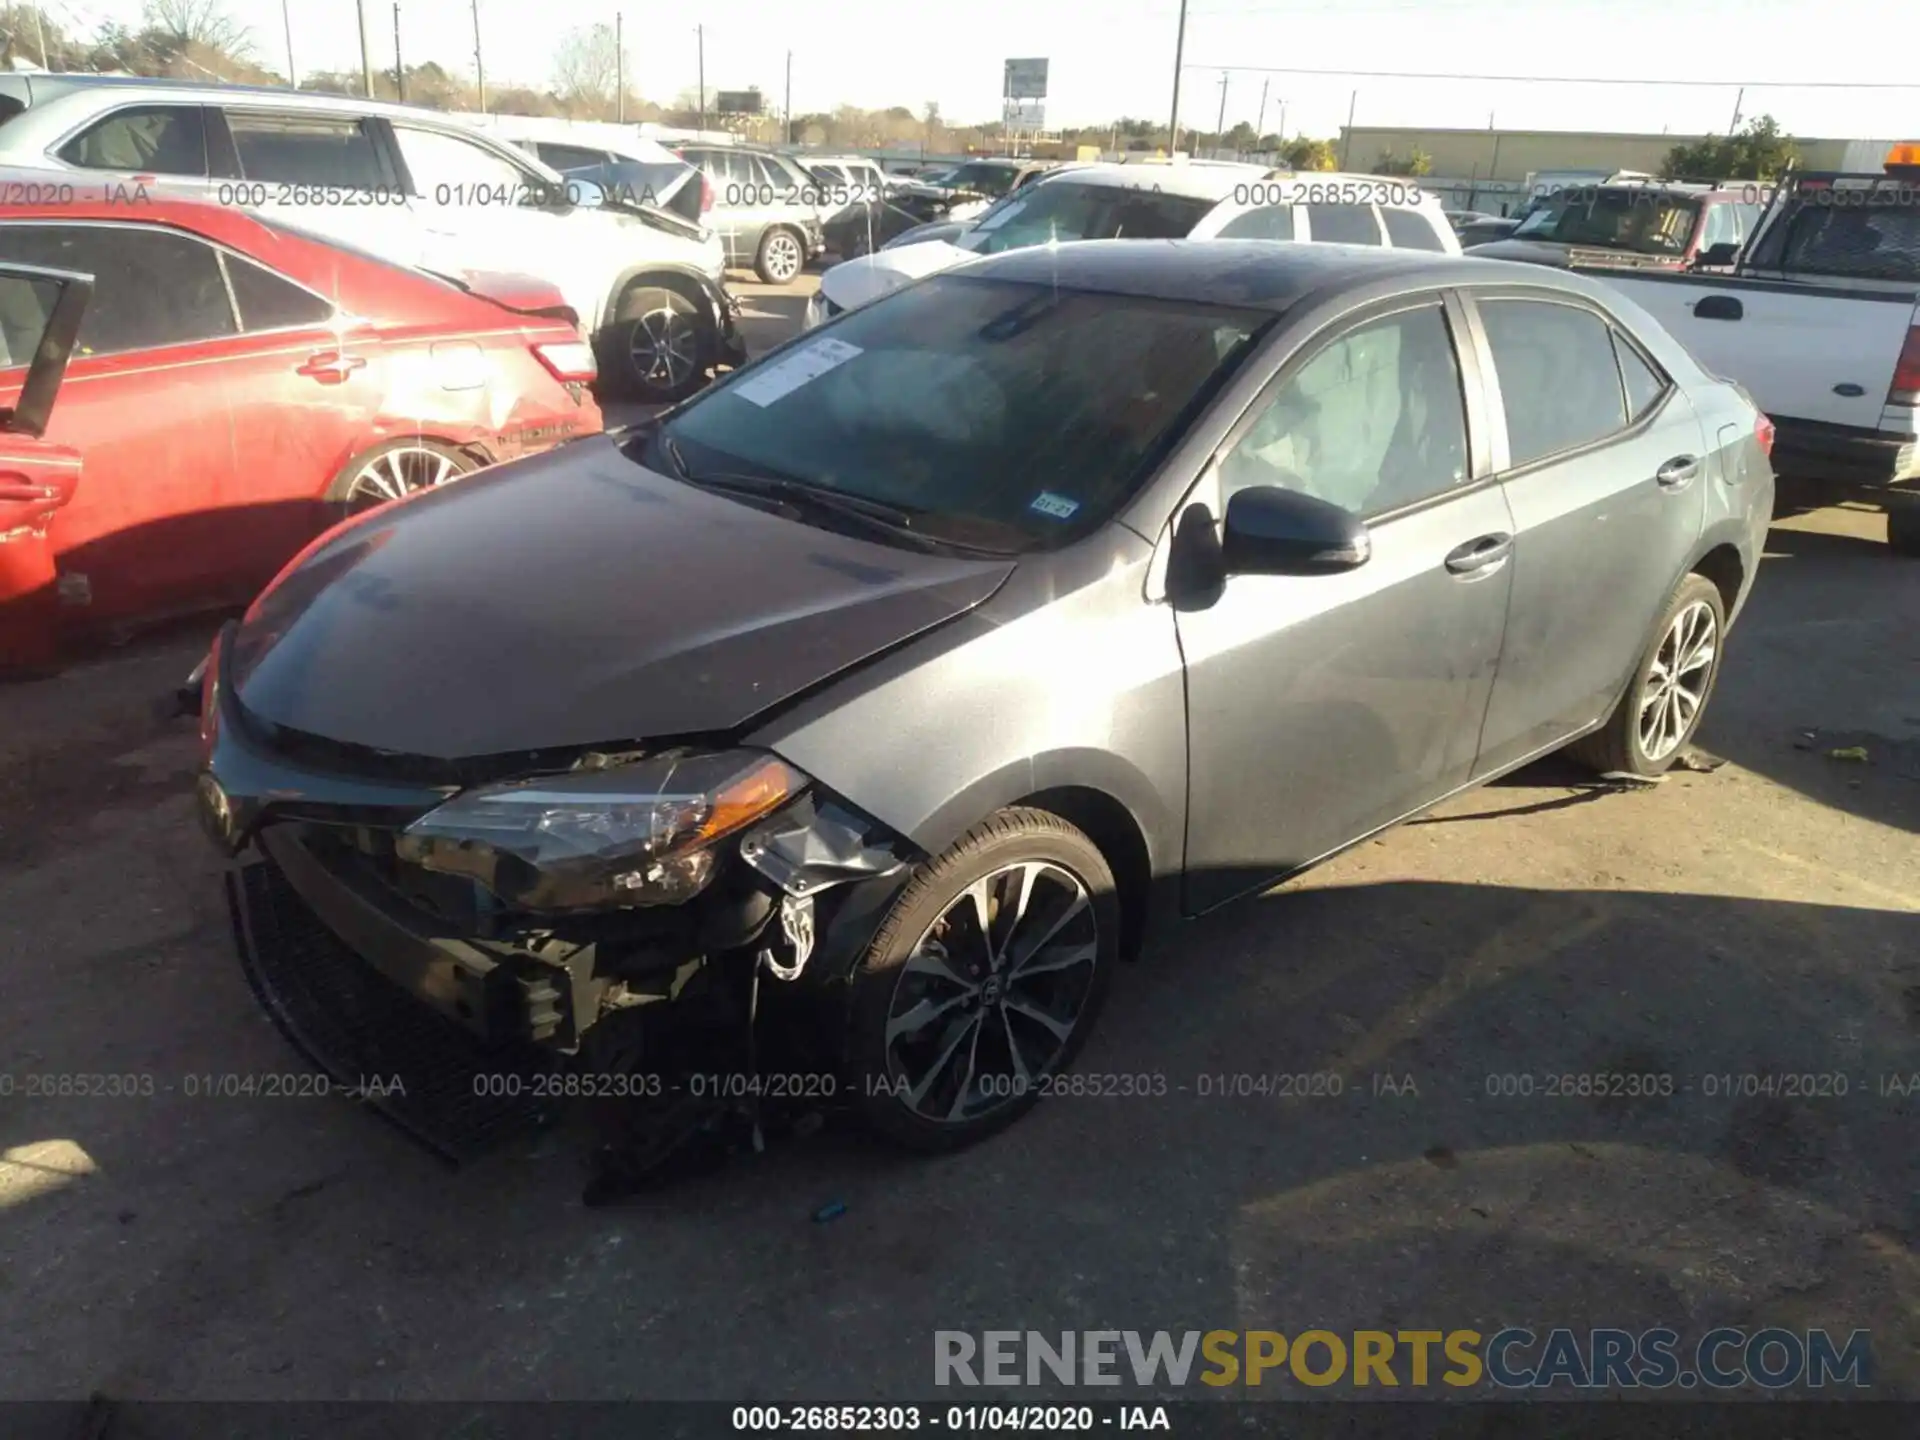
[0,223,234,355]
[656,276,1271,550]
[227,111,387,188]
[958,182,1214,256]
[1215,205,1296,241]
[1479,298,1628,467]
[393,126,531,199]
[59,105,206,176]
[1219,303,1469,517]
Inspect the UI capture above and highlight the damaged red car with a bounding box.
[0,171,601,658]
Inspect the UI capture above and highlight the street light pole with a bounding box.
[1166,0,1188,155]
[356,0,375,97]
[697,25,706,132]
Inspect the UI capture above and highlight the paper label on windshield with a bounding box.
[1029,491,1080,520]
[732,337,863,408]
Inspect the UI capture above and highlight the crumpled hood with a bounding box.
[229,438,1014,761]
[819,239,974,311]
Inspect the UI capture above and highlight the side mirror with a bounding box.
[1221,485,1371,576]
[563,178,606,210]
[1692,241,1739,269]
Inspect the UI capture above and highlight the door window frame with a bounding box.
[50,102,215,178]
[217,106,403,190]
[1454,285,1678,477]
[1206,288,1495,526]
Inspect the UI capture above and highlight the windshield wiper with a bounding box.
[659,446,952,551]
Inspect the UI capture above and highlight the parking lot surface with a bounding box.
[1,274,1916,1403]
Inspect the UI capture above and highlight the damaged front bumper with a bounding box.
[196,621,913,1116]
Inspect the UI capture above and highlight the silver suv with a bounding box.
[675,143,826,284]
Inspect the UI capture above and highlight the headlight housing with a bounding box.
[397,750,805,912]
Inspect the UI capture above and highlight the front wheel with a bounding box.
[1886,492,1920,557]
[1566,573,1727,776]
[845,808,1118,1152]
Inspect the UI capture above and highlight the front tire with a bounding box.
[846,808,1119,1152]
[754,226,806,285]
[1886,493,1920,557]
[1567,573,1727,776]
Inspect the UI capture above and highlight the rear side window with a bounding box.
[1614,332,1667,420]
[1216,205,1296,241]
[536,142,609,171]
[0,222,235,355]
[0,96,27,127]
[59,105,207,176]
[1479,298,1628,467]
[227,111,387,188]
[225,255,332,330]
[1305,204,1382,245]
[1381,207,1448,252]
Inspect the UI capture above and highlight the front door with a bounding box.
[1175,295,1514,913]
[1465,292,1709,775]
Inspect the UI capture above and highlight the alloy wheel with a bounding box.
[627,306,700,393]
[762,231,803,282]
[1637,598,1717,762]
[344,444,467,513]
[882,860,1100,1124]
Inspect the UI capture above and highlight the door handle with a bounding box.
[1692,295,1742,321]
[1443,532,1513,575]
[1656,455,1702,489]
[296,350,366,384]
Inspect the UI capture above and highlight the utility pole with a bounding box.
[471,0,486,112]
[1339,88,1356,169]
[1166,0,1188,156]
[1214,71,1228,155]
[281,0,296,86]
[784,51,793,145]
[1728,86,1744,135]
[697,26,706,132]
[31,6,49,69]
[392,4,404,101]
[1254,77,1268,147]
[356,0,374,97]
[616,12,625,122]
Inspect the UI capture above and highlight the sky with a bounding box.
[58,0,1920,141]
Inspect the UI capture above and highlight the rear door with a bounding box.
[1175,292,1514,911]
[1466,288,1710,774]
[0,220,245,620]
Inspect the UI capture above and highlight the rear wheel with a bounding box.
[754,226,806,285]
[845,808,1118,1152]
[325,439,477,521]
[601,280,713,403]
[1886,492,1920,557]
[1566,573,1726,776]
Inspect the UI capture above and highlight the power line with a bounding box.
[1182,61,1920,90]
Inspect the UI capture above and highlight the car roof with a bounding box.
[955,238,1574,310]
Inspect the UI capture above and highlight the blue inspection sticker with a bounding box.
[1029,491,1081,520]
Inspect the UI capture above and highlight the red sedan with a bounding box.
[0,172,601,648]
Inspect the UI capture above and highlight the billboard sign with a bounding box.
[1003,58,1048,100]
[1003,99,1046,129]
[715,89,763,115]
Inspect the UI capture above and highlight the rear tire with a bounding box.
[753,226,806,285]
[1566,573,1727,777]
[600,280,714,404]
[845,807,1118,1153]
[1886,493,1920,557]
[324,438,478,523]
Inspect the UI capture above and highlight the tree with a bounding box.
[141,0,251,58]
[552,22,622,118]
[1373,147,1433,177]
[1281,137,1338,171]
[1661,115,1796,182]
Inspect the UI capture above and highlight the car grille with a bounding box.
[228,859,557,1164]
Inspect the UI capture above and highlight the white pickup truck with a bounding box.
[1582,154,1920,554]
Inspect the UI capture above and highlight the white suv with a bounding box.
[805,161,1460,328]
[0,74,744,399]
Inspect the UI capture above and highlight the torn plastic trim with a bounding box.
[736,790,917,900]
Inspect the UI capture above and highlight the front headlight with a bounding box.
[397,750,806,912]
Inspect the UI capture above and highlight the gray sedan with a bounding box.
[195,243,1773,1184]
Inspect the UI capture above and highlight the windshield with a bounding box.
[956,182,1216,256]
[1744,190,1920,279]
[1512,190,1702,254]
[653,275,1272,551]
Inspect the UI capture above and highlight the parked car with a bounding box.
[195,243,1771,1178]
[806,163,1461,328]
[1454,215,1521,247]
[1467,181,1765,273]
[0,174,601,648]
[0,74,744,400]
[1589,148,1920,552]
[798,153,891,206]
[464,113,708,226]
[674,142,826,283]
